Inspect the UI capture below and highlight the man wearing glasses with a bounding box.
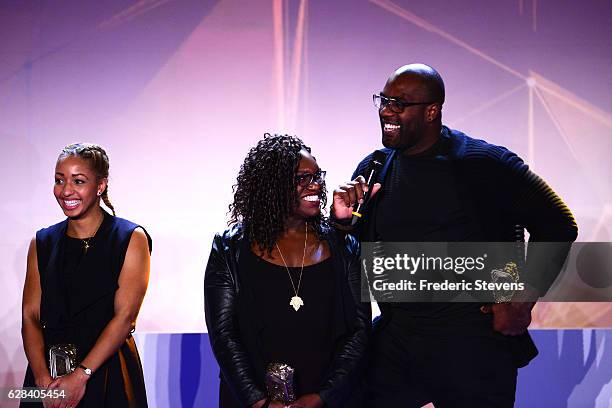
[332,64,577,407]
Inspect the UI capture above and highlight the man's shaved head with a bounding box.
[378,63,445,155]
[388,63,445,105]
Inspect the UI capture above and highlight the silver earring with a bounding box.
[97,191,102,196]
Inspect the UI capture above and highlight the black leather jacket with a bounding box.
[204,225,371,407]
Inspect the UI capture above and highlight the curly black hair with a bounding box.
[229,133,328,253]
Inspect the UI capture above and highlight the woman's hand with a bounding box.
[47,370,88,408]
[36,374,54,408]
[35,374,53,389]
[251,398,285,408]
[288,393,323,408]
[332,176,381,220]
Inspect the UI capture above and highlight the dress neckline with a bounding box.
[249,249,332,269]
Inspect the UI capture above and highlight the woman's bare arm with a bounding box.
[78,228,150,371]
[21,237,53,388]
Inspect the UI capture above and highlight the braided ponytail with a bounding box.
[100,186,116,216]
[59,143,117,216]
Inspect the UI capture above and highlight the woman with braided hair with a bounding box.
[205,134,371,408]
[21,143,151,407]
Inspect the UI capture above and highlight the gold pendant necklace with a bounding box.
[82,238,92,252]
[79,213,104,254]
[275,225,308,311]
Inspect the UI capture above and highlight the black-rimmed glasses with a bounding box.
[296,170,326,187]
[373,93,437,114]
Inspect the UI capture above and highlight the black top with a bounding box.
[375,140,484,243]
[374,139,487,325]
[351,126,578,296]
[244,249,336,396]
[344,126,576,347]
[205,225,371,408]
[60,236,88,323]
[22,210,152,408]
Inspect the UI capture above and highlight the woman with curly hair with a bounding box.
[204,134,370,408]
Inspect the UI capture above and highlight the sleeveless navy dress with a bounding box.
[22,210,151,407]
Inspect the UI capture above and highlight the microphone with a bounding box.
[351,150,387,226]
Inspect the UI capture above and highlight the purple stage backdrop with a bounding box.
[1,1,611,406]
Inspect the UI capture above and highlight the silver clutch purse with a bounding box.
[265,363,296,403]
[49,344,78,379]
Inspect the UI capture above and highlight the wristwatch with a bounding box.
[78,364,93,376]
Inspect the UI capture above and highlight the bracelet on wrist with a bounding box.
[78,364,93,376]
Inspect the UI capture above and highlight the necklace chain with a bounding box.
[275,225,308,311]
[79,213,104,253]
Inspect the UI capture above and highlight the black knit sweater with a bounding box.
[346,126,578,296]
